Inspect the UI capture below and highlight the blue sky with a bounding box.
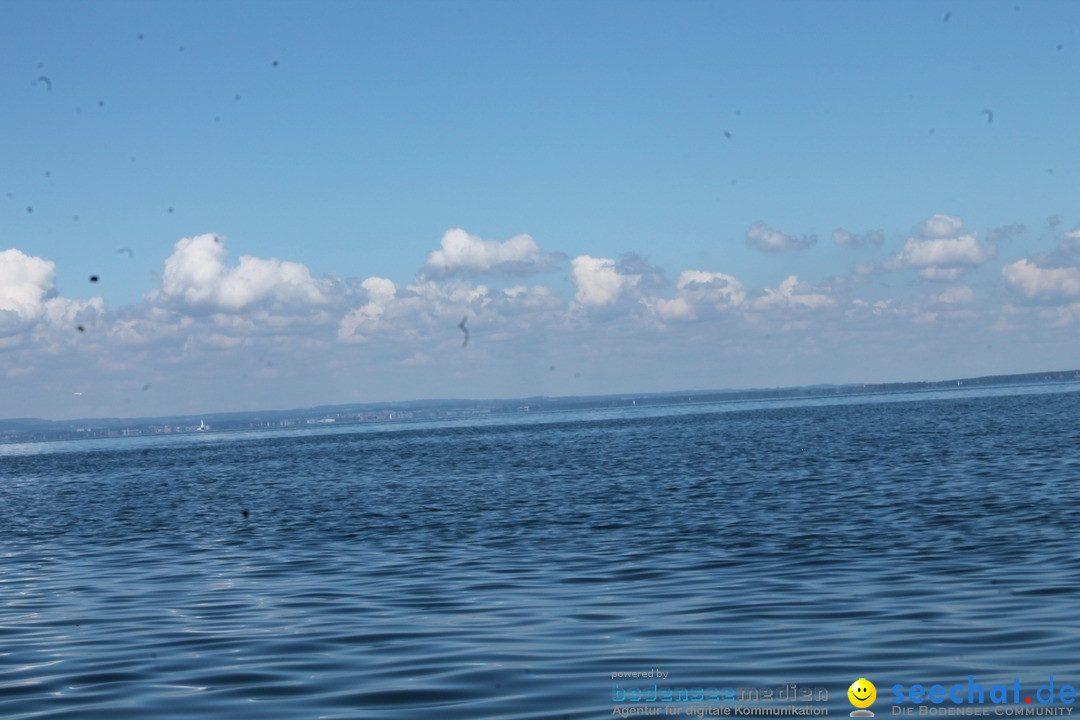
[3,0,1080,419]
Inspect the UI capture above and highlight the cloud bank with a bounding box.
[5,213,1080,418]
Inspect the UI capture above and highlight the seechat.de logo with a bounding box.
[849,678,877,717]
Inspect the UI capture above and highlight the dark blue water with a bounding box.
[3,386,1080,719]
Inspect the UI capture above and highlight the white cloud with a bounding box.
[652,296,694,320]
[0,249,58,325]
[501,284,559,310]
[155,234,331,313]
[901,235,988,267]
[0,248,105,336]
[649,269,834,322]
[43,296,105,327]
[1040,303,1080,327]
[918,267,964,281]
[338,277,397,342]
[1002,259,1080,299]
[677,270,746,307]
[833,228,885,248]
[917,213,965,239]
[14,208,1080,420]
[746,221,817,252]
[425,228,556,276]
[895,214,993,281]
[338,277,503,344]
[570,255,639,307]
[360,276,396,306]
[749,276,834,311]
[853,262,878,276]
[933,286,974,305]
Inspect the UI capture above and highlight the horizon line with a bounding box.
[5,366,1079,429]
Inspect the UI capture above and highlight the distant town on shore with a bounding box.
[3,368,1079,445]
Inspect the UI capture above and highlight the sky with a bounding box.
[2,0,1080,420]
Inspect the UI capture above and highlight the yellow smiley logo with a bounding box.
[848,678,876,715]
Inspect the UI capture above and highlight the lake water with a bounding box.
[3,384,1080,719]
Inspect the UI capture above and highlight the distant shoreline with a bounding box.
[2,368,1078,446]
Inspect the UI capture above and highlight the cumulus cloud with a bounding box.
[651,296,694,320]
[338,277,396,341]
[153,234,332,313]
[650,269,843,321]
[0,249,56,325]
[0,248,104,336]
[500,284,560,310]
[896,214,994,280]
[677,270,745,308]
[1038,302,1080,327]
[746,221,817,253]
[833,228,885,248]
[749,276,834,311]
[424,228,558,276]
[570,255,640,307]
[900,235,987,267]
[647,270,746,321]
[339,276,563,346]
[43,296,105,327]
[917,214,965,239]
[614,253,666,291]
[360,276,396,306]
[933,286,974,305]
[1002,259,1080,299]
[338,276,502,344]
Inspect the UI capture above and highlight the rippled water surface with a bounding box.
[3,387,1080,718]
